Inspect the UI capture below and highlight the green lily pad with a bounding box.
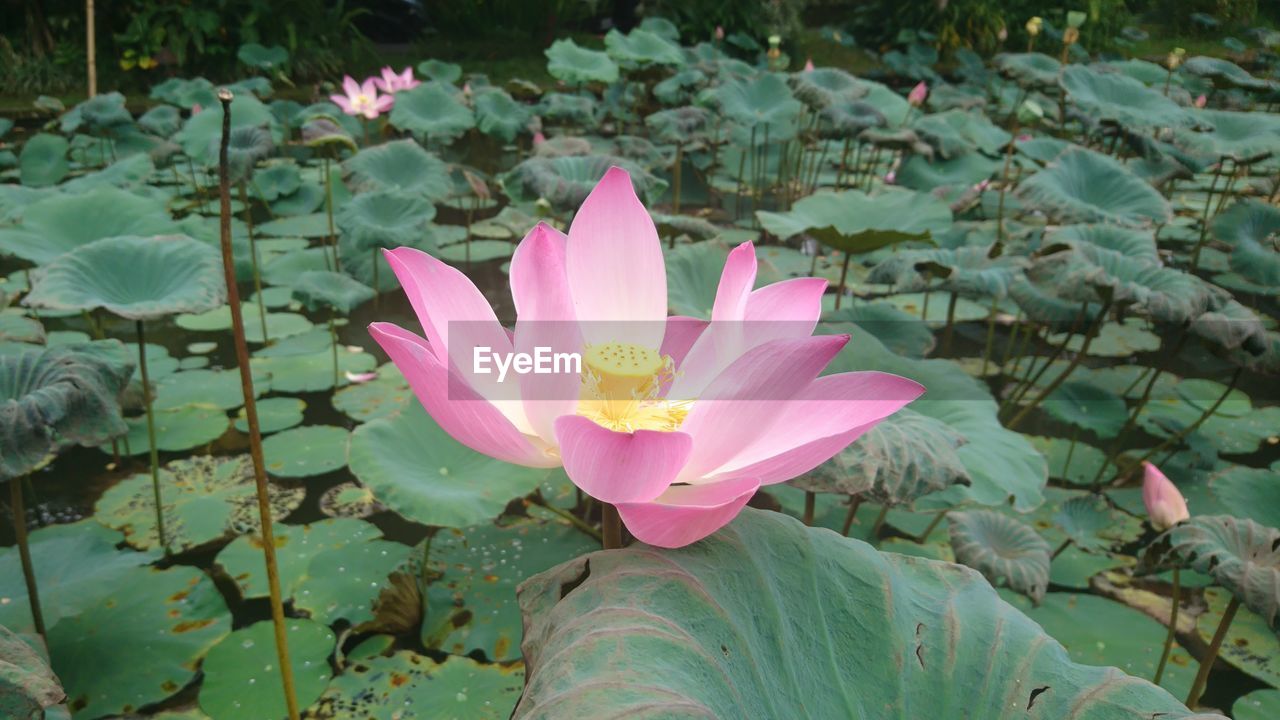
[255,212,330,238]
[252,340,377,393]
[337,188,436,253]
[18,133,69,188]
[343,139,452,201]
[154,368,268,411]
[1043,380,1128,435]
[546,39,619,85]
[949,509,1052,602]
[604,27,684,68]
[0,186,179,264]
[1016,149,1171,227]
[1027,435,1108,486]
[307,652,522,719]
[1234,689,1280,720]
[198,619,332,720]
[331,364,410,422]
[348,403,549,528]
[95,454,305,552]
[1060,65,1191,129]
[389,83,475,144]
[1211,465,1280,530]
[262,425,349,478]
[114,404,231,454]
[234,397,306,435]
[1197,586,1280,687]
[318,483,384,518]
[237,43,288,71]
[417,59,462,83]
[290,271,374,314]
[420,518,596,661]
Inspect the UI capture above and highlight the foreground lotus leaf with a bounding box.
[17,133,69,188]
[1028,244,1216,324]
[604,27,684,68]
[0,624,65,717]
[788,67,868,109]
[0,186,179,264]
[1016,148,1171,227]
[25,235,225,320]
[198,619,332,720]
[291,271,375,314]
[1142,515,1280,629]
[0,343,133,480]
[308,651,522,719]
[513,508,1218,718]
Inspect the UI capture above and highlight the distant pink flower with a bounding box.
[345,370,379,384]
[533,130,547,145]
[1194,94,1207,108]
[1143,462,1190,531]
[884,170,896,184]
[374,66,419,94]
[369,168,923,548]
[191,103,202,115]
[463,82,473,98]
[974,179,990,192]
[331,75,394,119]
[1017,133,1032,142]
[908,81,928,106]
[803,58,815,72]
[715,25,725,41]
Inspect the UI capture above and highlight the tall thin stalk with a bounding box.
[322,156,340,272]
[1093,329,1188,485]
[601,504,622,549]
[1153,567,1181,685]
[671,143,684,215]
[9,479,45,636]
[1006,298,1112,430]
[803,491,816,525]
[238,182,269,344]
[1188,160,1226,271]
[218,89,301,720]
[840,496,863,536]
[135,319,167,554]
[1185,595,1241,708]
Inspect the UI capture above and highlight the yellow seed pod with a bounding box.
[1026,16,1043,36]
[1063,27,1079,46]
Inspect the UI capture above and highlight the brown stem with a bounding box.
[1153,567,1180,685]
[238,181,269,344]
[803,490,816,525]
[601,503,623,550]
[1185,595,1240,708]
[868,504,890,541]
[1006,298,1112,430]
[218,89,302,720]
[10,479,45,636]
[940,293,959,355]
[1051,537,1072,560]
[841,496,863,536]
[834,253,851,311]
[913,510,947,543]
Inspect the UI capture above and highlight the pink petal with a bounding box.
[342,75,360,97]
[555,416,692,504]
[676,335,849,481]
[566,167,667,349]
[744,277,828,324]
[360,77,379,97]
[374,77,391,93]
[616,476,760,548]
[330,95,355,114]
[659,315,708,369]
[373,94,395,112]
[708,371,925,484]
[510,223,581,444]
[368,322,555,467]
[712,242,757,322]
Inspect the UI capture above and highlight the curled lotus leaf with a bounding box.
[545,38,619,86]
[417,59,462,84]
[25,235,226,321]
[337,188,436,251]
[1211,199,1280,287]
[896,152,998,191]
[138,104,182,138]
[500,154,666,210]
[1008,275,1103,331]
[1060,65,1192,129]
[0,185,179,265]
[949,509,1052,603]
[868,245,1026,299]
[644,106,712,145]
[712,73,802,132]
[18,133,69,188]
[1027,245,1216,324]
[474,88,532,142]
[150,77,217,109]
[0,623,65,717]
[538,93,600,127]
[794,408,970,505]
[857,126,933,156]
[1182,56,1272,90]
[1190,296,1267,353]
[215,124,274,182]
[604,28,684,68]
[758,189,952,255]
[0,343,133,480]
[389,83,476,144]
[912,109,1011,158]
[60,92,132,135]
[1175,110,1280,162]
[817,100,887,139]
[1141,515,1280,630]
[1047,224,1158,262]
[788,67,868,109]
[653,68,709,105]
[995,52,1063,88]
[1016,148,1171,227]
[513,508,1219,719]
[343,139,452,201]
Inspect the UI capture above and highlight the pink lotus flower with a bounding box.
[191,103,202,115]
[1142,462,1189,531]
[331,75,394,119]
[804,58,815,72]
[715,26,725,41]
[369,168,923,548]
[374,66,420,94]
[884,170,896,184]
[1194,94,1207,108]
[532,130,547,146]
[908,81,929,107]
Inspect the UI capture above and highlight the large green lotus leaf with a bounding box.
[0,624,65,717]
[822,322,1047,510]
[1050,494,1127,551]
[1182,56,1271,90]
[175,93,278,164]
[219,124,275,182]
[0,186,179,264]
[1049,224,1159,262]
[154,367,267,411]
[262,425,349,478]
[254,212,330,238]
[712,73,802,133]
[389,83,476,144]
[1211,199,1280,286]
[151,77,218,109]
[995,52,1062,87]
[337,189,436,251]
[95,454,305,552]
[59,92,132,135]
[416,59,462,83]
[1042,380,1128,436]
[545,39,619,85]
[307,652,522,719]
[513,508,1218,719]
[604,28,684,68]
[823,302,936,357]
[234,396,306,435]
[474,88,531,142]
[788,67,868,110]
[291,271,374,314]
[868,245,1025,299]
[948,509,1051,602]
[1028,245,1216,324]
[663,240,727,318]
[343,139,452,200]
[1060,65,1191,129]
[178,302,315,343]
[341,223,460,291]
[25,235,225,320]
[18,133,69,188]
[61,153,156,193]
[1174,109,1280,161]
[1189,296,1266,353]
[252,162,301,202]
[501,154,666,210]
[198,619,332,720]
[418,518,596,661]
[537,92,600,127]
[216,517,380,598]
[913,109,1011,158]
[896,152,998,191]
[237,42,288,71]
[758,189,952,254]
[47,563,230,718]
[795,408,970,504]
[1144,515,1280,629]
[138,104,182,138]
[1197,586,1280,688]
[1017,149,1171,227]
[0,312,45,344]
[114,404,232,454]
[348,403,549,527]
[644,106,712,146]
[0,344,132,480]
[1234,688,1280,720]
[1210,465,1280,530]
[999,591,1200,702]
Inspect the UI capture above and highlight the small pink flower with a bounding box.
[1194,94,1207,108]
[345,370,379,384]
[191,103,202,115]
[1142,462,1190,531]
[331,75,394,120]
[715,25,725,41]
[1017,133,1033,142]
[907,81,928,107]
[533,130,547,146]
[974,179,990,192]
[884,170,896,184]
[374,66,419,94]
[803,58,815,72]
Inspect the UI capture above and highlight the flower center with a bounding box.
[577,341,688,433]
[353,94,372,110]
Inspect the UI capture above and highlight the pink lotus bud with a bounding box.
[533,131,547,146]
[715,26,725,41]
[803,58,815,72]
[975,179,990,192]
[1142,462,1189,531]
[908,81,928,107]
[1194,94,1207,108]
[191,103,202,115]
[344,370,378,384]
[1017,133,1032,142]
[884,170,896,184]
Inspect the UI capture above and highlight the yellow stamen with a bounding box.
[578,342,688,433]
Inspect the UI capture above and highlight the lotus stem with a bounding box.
[1150,367,1243,468]
[836,138,851,189]
[672,142,683,215]
[1185,594,1240,708]
[532,491,601,541]
[868,504,890,542]
[1189,159,1226,272]
[803,491,816,525]
[1154,567,1181,685]
[9,478,45,636]
[834,253,851,311]
[135,319,168,555]
[981,296,999,376]
[940,293,959,354]
[1093,329,1188,486]
[841,496,863,536]
[1001,312,1023,367]
[218,88,302,720]
[912,510,947,543]
[601,504,622,550]
[238,181,270,345]
[996,126,1017,243]
[1062,426,1079,477]
[1004,309,1086,413]
[323,156,340,272]
[328,310,339,388]
[371,246,380,308]
[1006,297,1112,431]
[1051,537,1071,560]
